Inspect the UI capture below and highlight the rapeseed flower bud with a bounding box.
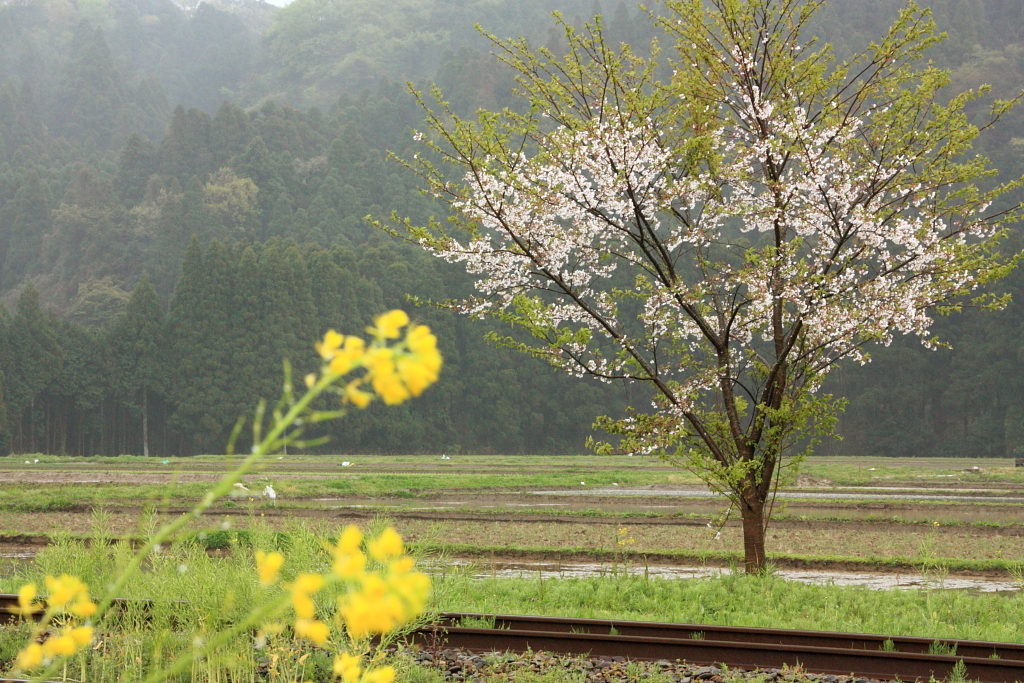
[255,550,285,586]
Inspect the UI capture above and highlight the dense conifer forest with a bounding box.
[0,0,1020,457]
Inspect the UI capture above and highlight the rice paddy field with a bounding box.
[2,454,1024,682]
[1,453,1024,573]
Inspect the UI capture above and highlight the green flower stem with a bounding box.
[141,592,292,683]
[26,371,338,683]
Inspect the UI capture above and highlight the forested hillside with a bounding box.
[0,0,1020,456]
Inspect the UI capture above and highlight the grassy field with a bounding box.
[2,453,1024,683]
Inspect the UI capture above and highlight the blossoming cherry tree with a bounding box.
[401,0,1021,571]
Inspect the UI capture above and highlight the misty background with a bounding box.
[0,0,1020,458]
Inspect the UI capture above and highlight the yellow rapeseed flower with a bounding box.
[69,626,93,647]
[389,556,415,574]
[294,573,324,594]
[364,348,409,405]
[294,618,330,645]
[343,380,373,409]
[316,329,344,360]
[44,575,87,609]
[370,310,409,339]
[333,652,362,683]
[42,635,76,658]
[363,666,396,683]
[367,528,403,561]
[338,525,363,553]
[17,583,36,615]
[333,549,366,579]
[387,571,430,615]
[339,573,414,639]
[328,336,366,376]
[255,550,285,586]
[291,572,324,620]
[395,357,434,397]
[15,643,42,670]
[339,593,394,640]
[70,596,97,618]
[293,593,315,620]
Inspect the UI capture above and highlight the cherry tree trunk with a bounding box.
[740,497,767,573]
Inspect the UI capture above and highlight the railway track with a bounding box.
[411,613,1024,682]
[3,595,1022,682]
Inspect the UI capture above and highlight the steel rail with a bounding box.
[435,613,1024,660]
[0,594,182,625]
[409,613,1024,682]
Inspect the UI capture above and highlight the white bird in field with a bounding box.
[263,485,276,500]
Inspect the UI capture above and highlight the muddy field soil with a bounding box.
[0,502,1022,570]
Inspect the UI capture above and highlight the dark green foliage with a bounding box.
[0,235,631,456]
[49,24,126,150]
[115,134,157,207]
[0,173,51,288]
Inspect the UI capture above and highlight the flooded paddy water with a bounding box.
[444,558,1023,593]
[1,541,1016,595]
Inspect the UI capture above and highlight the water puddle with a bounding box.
[447,559,1021,593]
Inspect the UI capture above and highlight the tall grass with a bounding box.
[0,513,462,682]
[433,570,1024,643]
[0,516,431,682]
[3,527,1023,680]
